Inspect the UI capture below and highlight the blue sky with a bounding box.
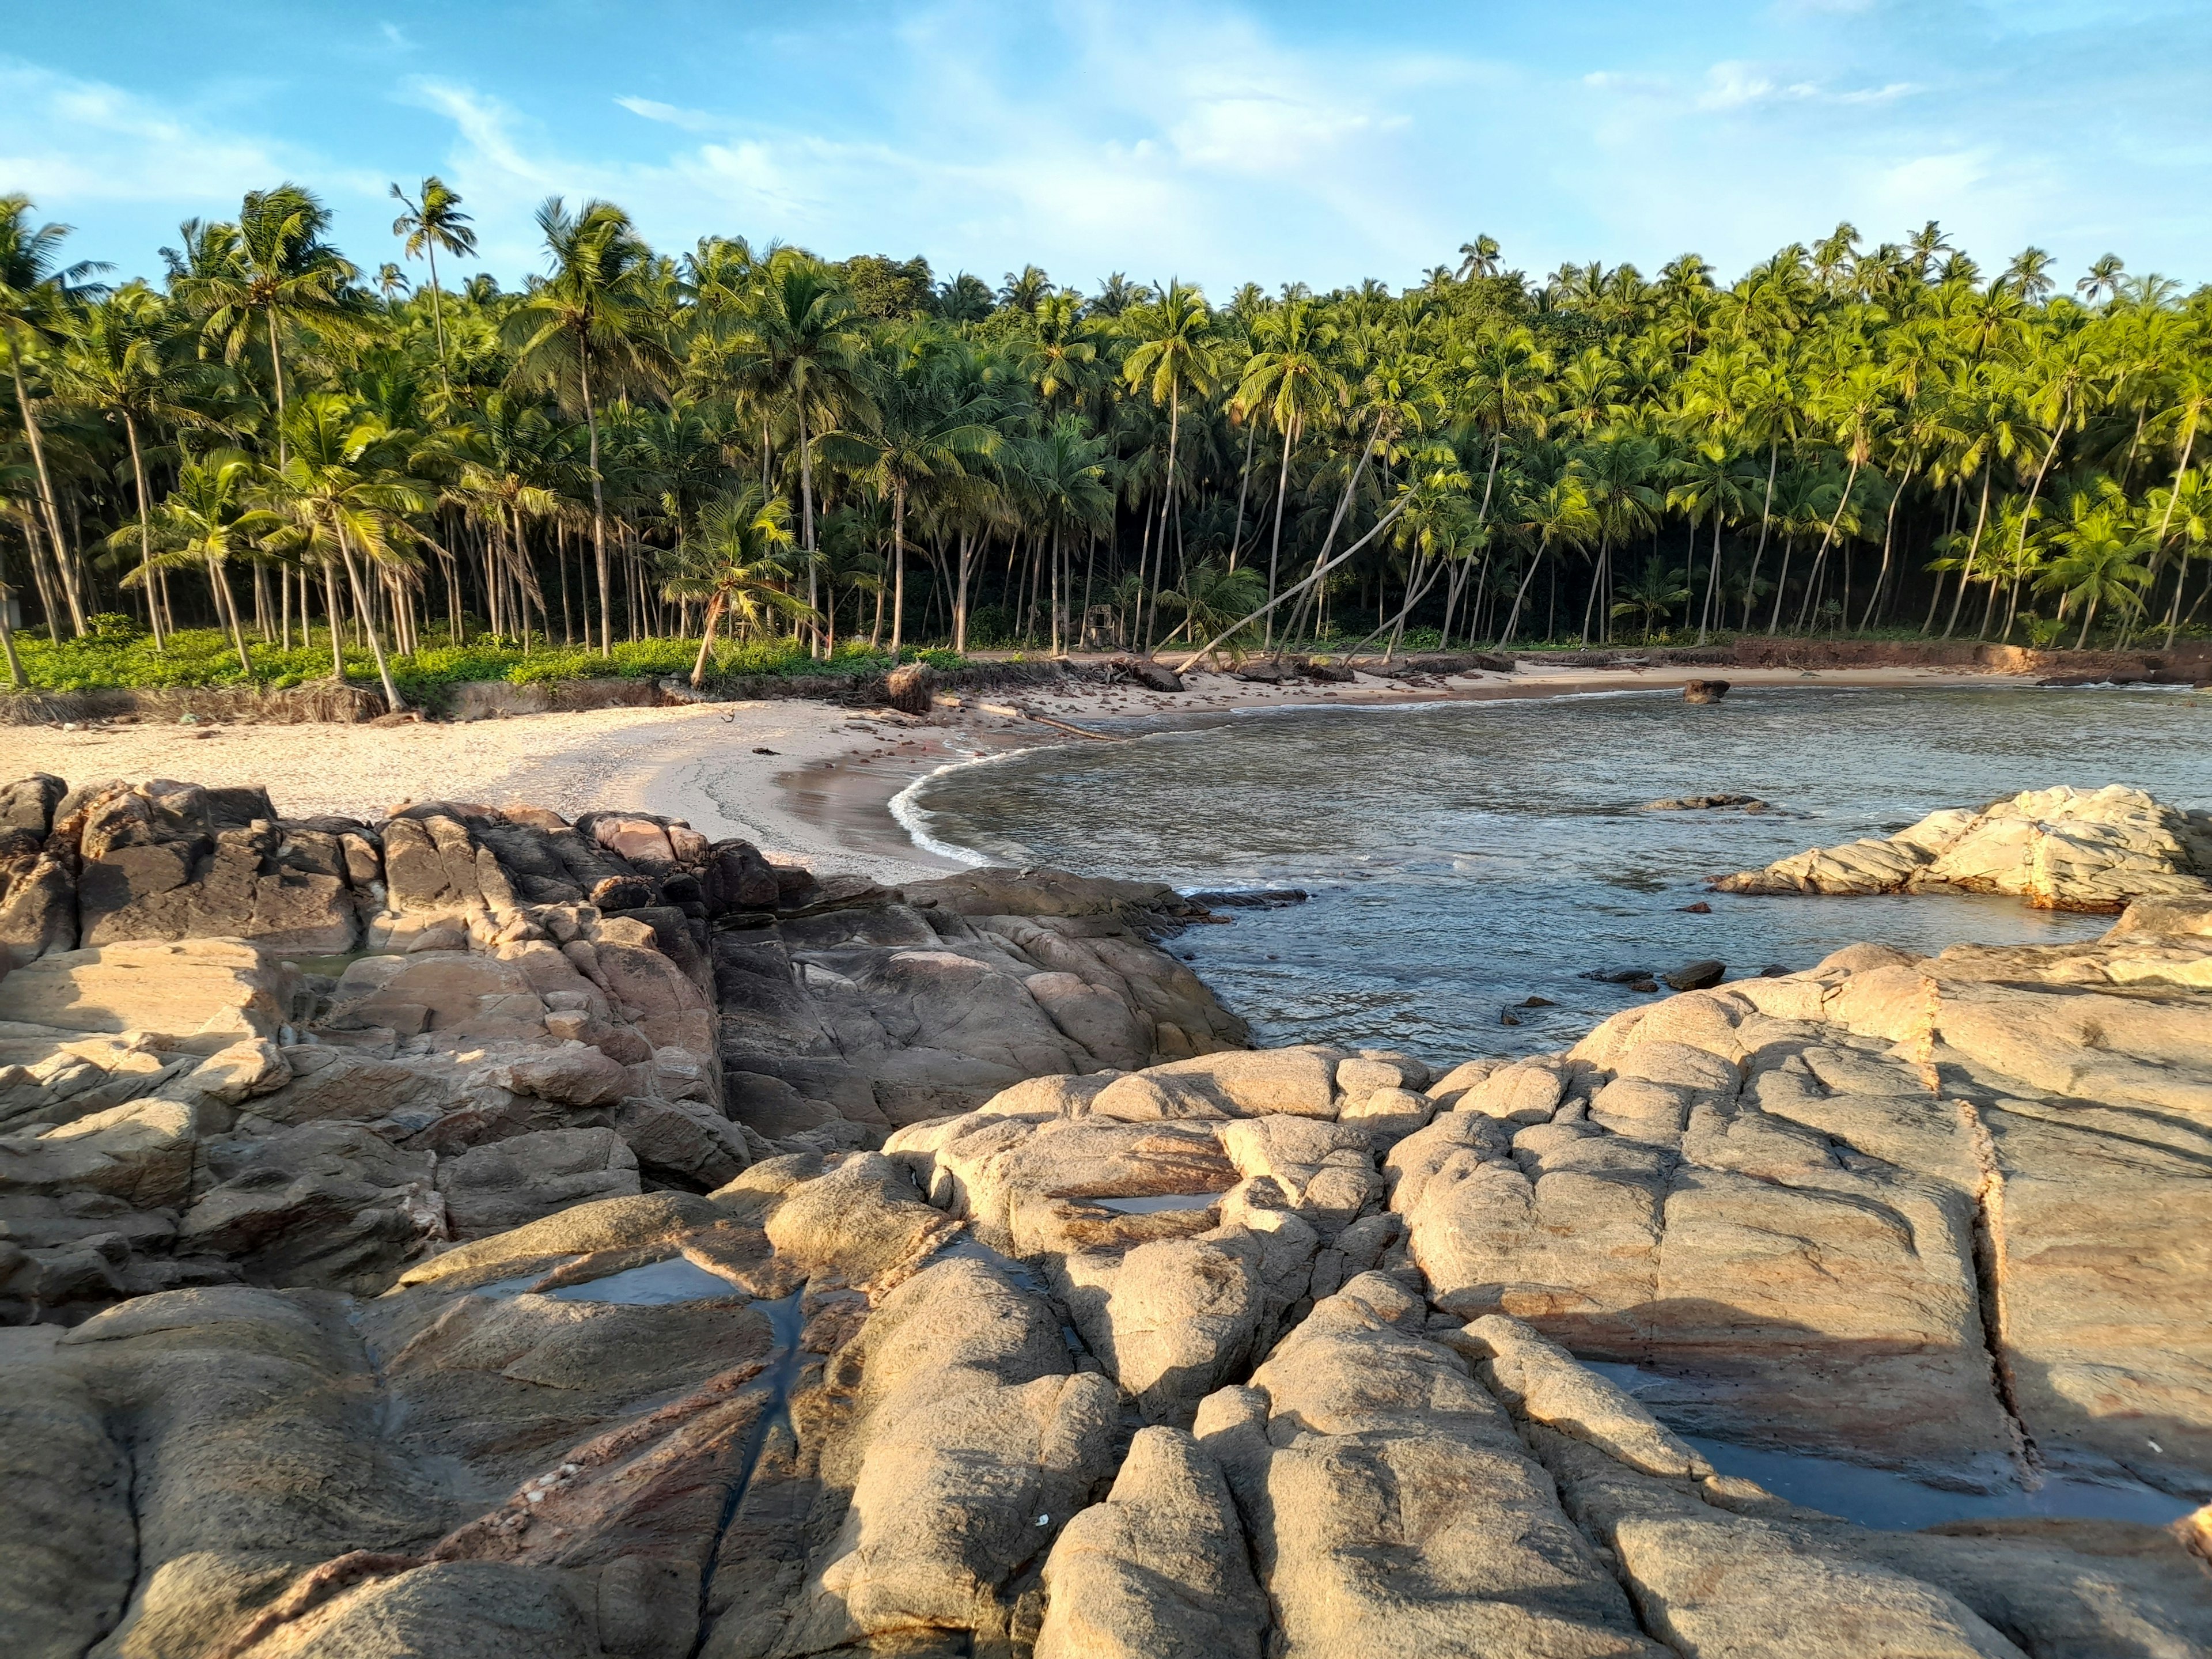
[6,1,2209,298]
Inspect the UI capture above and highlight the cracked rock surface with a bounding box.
[2,775,2210,1657]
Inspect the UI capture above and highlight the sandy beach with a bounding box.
[0,660,2031,880]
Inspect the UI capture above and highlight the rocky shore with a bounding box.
[2,771,2209,1657]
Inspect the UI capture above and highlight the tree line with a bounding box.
[3,184,2209,706]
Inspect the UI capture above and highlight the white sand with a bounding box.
[0,663,2028,880]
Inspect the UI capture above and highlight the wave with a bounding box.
[887,747,1053,866]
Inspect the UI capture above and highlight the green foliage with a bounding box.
[5,626,964,699]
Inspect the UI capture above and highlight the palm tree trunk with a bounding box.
[1741,440,1778,629]
[1263,413,1298,649]
[324,562,347,679]
[339,535,403,711]
[799,404,821,657]
[580,351,612,656]
[1945,467,1993,639]
[10,353,85,635]
[954,529,976,653]
[1697,516,1722,643]
[1796,456,1861,631]
[889,481,908,655]
[2158,419,2200,647]
[691,595,724,687]
[266,309,289,467]
[206,556,252,673]
[1499,541,1547,643]
[1226,419,1257,570]
[122,412,166,652]
[1859,468,1911,631]
[0,525,25,685]
[426,242,450,396]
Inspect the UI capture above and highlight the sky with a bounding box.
[5,0,2209,300]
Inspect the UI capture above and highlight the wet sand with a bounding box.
[0,661,2035,880]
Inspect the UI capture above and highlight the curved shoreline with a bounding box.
[0,662,2049,882]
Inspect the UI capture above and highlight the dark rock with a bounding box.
[1520,995,1556,1007]
[1115,657,1185,692]
[885,660,935,715]
[1499,1009,1523,1026]
[1677,901,1713,914]
[1579,968,1654,984]
[1647,794,1764,811]
[1759,963,1791,977]
[1184,888,1309,910]
[1629,978,1660,993]
[1232,659,1301,684]
[1683,679,1731,704]
[1300,658,1355,683]
[0,774,65,836]
[1662,959,1726,991]
[706,839,782,912]
[590,874,658,912]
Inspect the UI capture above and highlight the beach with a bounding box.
[0,659,2035,880]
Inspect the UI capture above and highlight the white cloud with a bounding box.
[0,56,309,207]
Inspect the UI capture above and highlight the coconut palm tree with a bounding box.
[505,197,671,654]
[824,334,1002,653]
[1234,297,1342,642]
[389,176,476,395]
[660,485,810,685]
[1123,279,1225,625]
[60,281,215,647]
[0,194,107,635]
[122,449,279,672]
[264,392,429,710]
[177,184,360,462]
[2037,493,2152,646]
[1611,555,1691,641]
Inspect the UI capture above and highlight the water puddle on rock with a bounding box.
[1585,1361,2196,1530]
[1685,1437,2198,1531]
[544,1257,748,1305]
[1090,1192,1225,1214]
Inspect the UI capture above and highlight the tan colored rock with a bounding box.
[0,939,288,1046]
[1714,785,2212,911]
[1036,1426,1266,1659]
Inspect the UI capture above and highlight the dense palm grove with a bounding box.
[2,183,2209,706]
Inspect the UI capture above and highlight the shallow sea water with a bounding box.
[901,685,2212,1056]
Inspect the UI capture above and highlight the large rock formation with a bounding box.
[0,777,1243,1325]
[1713,784,2212,911]
[4,772,2209,1657]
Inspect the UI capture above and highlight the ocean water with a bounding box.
[899,685,2212,1060]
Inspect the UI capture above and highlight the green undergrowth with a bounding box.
[3,625,968,701]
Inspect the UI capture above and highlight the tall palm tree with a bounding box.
[1123,279,1224,623]
[824,334,1002,653]
[505,197,670,655]
[1667,441,1756,642]
[0,194,107,635]
[61,281,213,647]
[390,176,476,395]
[744,255,869,652]
[1235,298,1341,642]
[177,184,360,463]
[1456,236,1502,281]
[659,485,809,685]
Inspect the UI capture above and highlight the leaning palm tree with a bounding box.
[504,198,671,655]
[0,194,107,635]
[119,449,280,672]
[659,486,811,687]
[389,176,476,395]
[263,392,428,710]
